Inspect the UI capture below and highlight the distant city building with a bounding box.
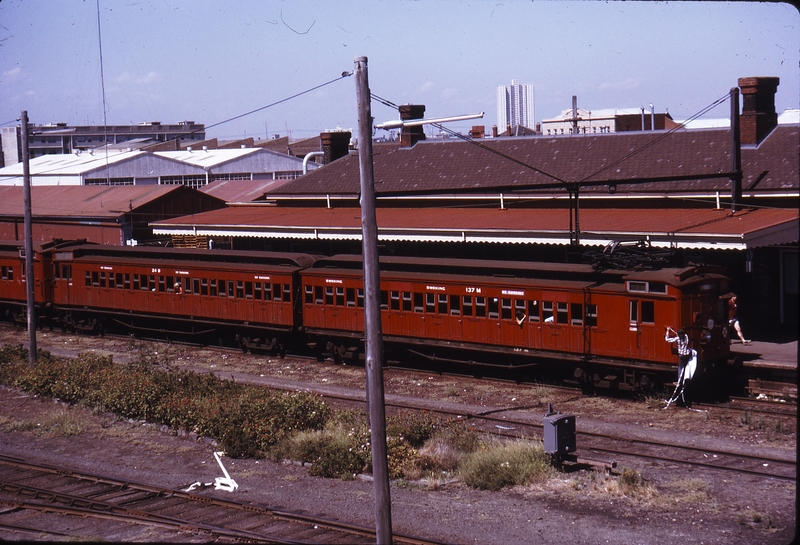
[540,106,675,135]
[0,120,206,167]
[497,79,535,132]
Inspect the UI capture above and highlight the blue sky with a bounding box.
[1,1,798,141]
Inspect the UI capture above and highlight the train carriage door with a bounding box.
[628,298,658,361]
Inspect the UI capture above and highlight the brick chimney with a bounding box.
[470,125,485,139]
[399,104,426,147]
[320,131,351,164]
[738,77,779,145]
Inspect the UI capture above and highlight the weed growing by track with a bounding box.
[1,342,703,498]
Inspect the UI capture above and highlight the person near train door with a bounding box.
[665,327,691,381]
[727,296,750,345]
[664,326,694,407]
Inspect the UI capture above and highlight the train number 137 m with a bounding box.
[465,286,482,294]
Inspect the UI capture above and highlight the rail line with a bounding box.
[0,454,450,544]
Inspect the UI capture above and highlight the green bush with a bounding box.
[459,439,552,491]
[386,411,440,448]
[1,342,331,459]
[276,429,366,479]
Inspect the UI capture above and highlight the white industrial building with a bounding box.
[0,147,319,188]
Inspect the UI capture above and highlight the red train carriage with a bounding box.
[300,255,731,390]
[45,244,316,353]
[0,240,69,325]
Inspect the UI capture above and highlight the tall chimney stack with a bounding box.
[399,104,426,147]
[320,131,351,164]
[738,77,779,145]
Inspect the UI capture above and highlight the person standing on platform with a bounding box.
[728,296,750,345]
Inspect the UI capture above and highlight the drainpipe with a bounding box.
[303,151,324,174]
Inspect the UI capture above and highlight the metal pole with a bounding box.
[730,87,742,212]
[21,111,36,366]
[354,56,393,544]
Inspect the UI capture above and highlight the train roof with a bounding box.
[48,244,319,270]
[310,254,728,287]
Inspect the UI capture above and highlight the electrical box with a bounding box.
[543,412,576,456]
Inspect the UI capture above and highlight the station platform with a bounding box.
[731,339,797,371]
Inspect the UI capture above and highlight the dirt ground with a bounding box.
[0,327,796,544]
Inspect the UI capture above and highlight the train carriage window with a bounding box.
[7,266,12,280]
[315,285,323,304]
[628,281,647,293]
[305,285,313,304]
[515,299,526,322]
[115,273,123,288]
[649,282,667,294]
[641,301,655,324]
[426,293,435,313]
[336,287,344,306]
[201,279,209,296]
[528,300,540,322]
[586,304,598,327]
[570,303,583,325]
[85,271,91,287]
[380,290,389,310]
[462,295,473,316]
[475,296,486,317]
[402,292,412,311]
[149,275,156,291]
[346,287,356,307]
[193,278,201,295]
[438,294,448,314]
[629,300,638,323]
[1,266,8,280]
[92,271,99,287]
[245,282,253,299]
[542,302,554,322]
[166,276,174,293]
[254,282,262,300]
[390,291,400,310]
[99,272,106,288]
[108,273,115,288]
[272,283,281,302]
[140,275,148,291]
[62,265,72,281]
[159,276,166,293]
[357,288,364,308]
[501,298,512,320]
[124,274,131,290]
[488,298,499,319]
[325,286,334,305]
[283,284,291,302]
[557,302,568,324]
[184,277,191,294]
[263,283,272,301]
[414,292,423,313]
[228,281,235,298]
[132,274,140,290]
[236,281,244,299]
[450,295,461,316]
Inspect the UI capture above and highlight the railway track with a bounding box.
[307,388,796,482]
[0,454,450,544]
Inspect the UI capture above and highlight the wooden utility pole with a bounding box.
[21,110,36,366]
[354,56,393,544]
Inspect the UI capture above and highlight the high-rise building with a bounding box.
[497,79,535,132]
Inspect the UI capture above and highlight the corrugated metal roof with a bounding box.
[155,148,261,168]
[200,179,296,202]
[0,185,190,218]
[151,206,798,250]
[0,150,145,177]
